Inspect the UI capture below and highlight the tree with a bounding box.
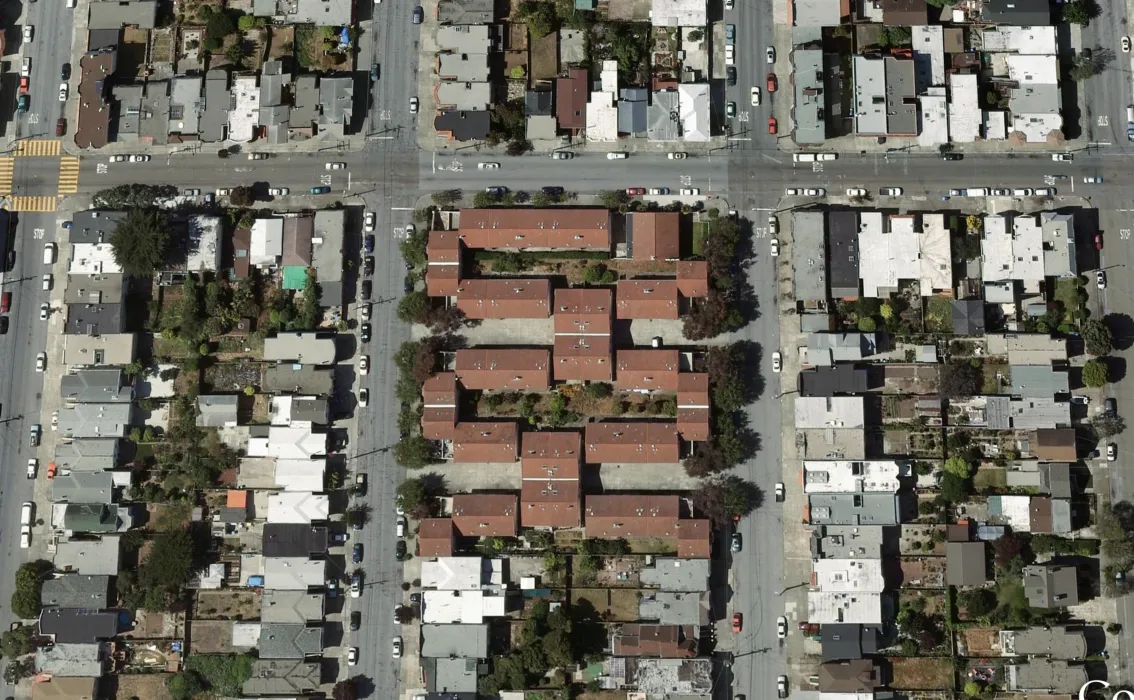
[683,290,744,340]
[692,474,759,526]
[530,192,552,208]
[993,532,1033,570]
[167,671,206,700]
[516,0,557,38]
[880,303,894,320]
[686,28,704,42]
[598,190,630,209]
[394,605,415,623]
[1,625,33,659]
[964,681,984,697]
[1083,359,1109,387]
[939,472,970,503]
[400,226,428,268]
[939,361,982,398]
[857,316,877,332]
[397,291,432,324]
[472,191,497,208]
[332,679,359,700]
[943,455,973,479]
[1082,319,1113,356]
[505,139,533,156]
[93,183,179,208]
[431,189,461,206]
[582,263,617,285]
[1064,0,1090,24]
[959,589,997,617]
[543,629,575,667]
[11,562,50,620]
[228,185,254,206]
[140,528,200,608]
[706,344,753,412]
[205,7,237,36]
[225,39,248,65]
[394,436,434,468]
[1093,414,1127,438]
[110,209,171,276]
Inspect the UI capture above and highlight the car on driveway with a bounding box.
[772,351,782,373]
[766,73,777,91]
[1071,395,1090,405]
[732,613,743,633]
[1098,270,1108,290]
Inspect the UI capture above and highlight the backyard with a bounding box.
[888,657,954,689]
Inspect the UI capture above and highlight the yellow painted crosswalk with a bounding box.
[5,196,59,212]
[16,139,61,157]
[0,158,13,196]
[57,157,80,194]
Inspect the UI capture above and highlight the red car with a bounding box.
[1096,234,1103,250]
[767,73,777,92]
[768,118,778,135]
[625,188,646,196]
[19,76,29,94]
[732,613,743,632]
[1,292,10,313]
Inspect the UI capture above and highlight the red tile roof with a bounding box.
[612,624,699,657]
[616,281,680,319]
[456,279,551,318]
[677,519,713,558]
[554,288,613,335]
[451,493,519,537]
[427,230,463,263]
[426,263,462,297]
[521,480,582,528]
[627,212,681,261]
[556,68,588,130]
[676,261,710,297]
[421,373,459,440]
[455,349,551,390]
[418,518,456,557]
[520,432,584,527]
[453,422,520,463]
[677,373,711,441]
[456,209,612,252]
[584,494,681,537]
[554,335,613,382]
[615,350,680,391]
[585,422,681,464]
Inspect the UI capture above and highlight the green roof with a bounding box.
[281,266,309,290]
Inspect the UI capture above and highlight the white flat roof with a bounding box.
[795,397,865,429]
[981,26,1057,54]
[274,459,326,492]
[803,461,904,493]
[995,494,1033,531]
[982,214,1044,282]
[267,492,330,523]
[70,244,123,274]
[421,557,496,590]
[585,91,619,143]
[421,590,507,624]
[948,73,980,143]
[918,90,949,147]
[229,75,260,143]
[808,591,883,624]
[812,558,886,593]
[857,212,951,297]
[913,26,945,86]
[1007,54,1058,84]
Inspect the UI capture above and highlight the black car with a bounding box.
[403,276,414,293]
[360,323,371,343]
[0,317,8,335]
[395,540,408,560]
[1106,398,1118,417]
[412,5,423,22]
[942,153,964,161]
[61,63,71,80]
[364,256,375,276]
[541,186,564,195]
[364,234,375,254]
[352,543,363,564]
[350,611,361,631]
[726,66,737,86]
[5,250,14,271]
[361,280,372,301]
[409,593,421,604]
[370,64,380,82]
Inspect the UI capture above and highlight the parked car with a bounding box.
[364,256,375,276]
[766,73,777,91]
[29,424,41,447]
[351,572,362,597]
[1124,36,1131,52]
[347,648,358,666]
[778,676,789,698]
[942,153,964,161]
[1098,270,1108,290]
[1106,398,1118,417]
[361,280,372,300]
[129,154,150,162]
[1109,443,1118,462]
[626,187,645,196]
[730,533,742,553]
[412,5,423,22]
[606,152,628,159]
[772,351,782,373]
[770,238,779,257]
[35,352,46,372]
[775,482,785,502]
[732,613,743,633]
[667,152,687,160]
[409,97,419,113]
[364,212,375,232]
[680,188,700,196]
[39,302,49,320]
[26,459,36,479]
[395,540,408,560]
[726,66,737,85]
[352,544,364,564]
[396,516,408,538]
[269,187,289,196]
[359,355,370,375]
[17,95,29,113]
[804,188,826,196]
[23,26,33,43]
[1052,153,1073,161]
[370,64,380,81]
[766,46,776,63]
[777,616,788,639]
[392,637,403,658]
[360,323,371,343]
[350,611,361,631]
[248,153,268,160]
[358,388,369,407]
[1084,176,1103,184]
[477,162,500,169]
[880,187,903,196]
[364,234,375,253]
[1096,234,1104,250]
[768,216,779,234]
[768,117,777,134]
[648,188,670,195]
[550,151,573,160]
[726,102,737,118]
[846,188,867,197]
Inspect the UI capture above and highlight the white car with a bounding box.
[804,188,826,196]
[22,26,33,43]
[778,676,789,699]
[396,516,407,538]
[406,223,416,236]
[775,482,785,502]
[478,162,500,169]
[1084,176,1103,184]
[39,302,49,320]
[1108,443,1117,462]
[350,578,361,597]
[725,44,735,66]
[772,351,782,373]
[129,154,150,163]
[768,216,778,234]
[550,152,573,160]
[668,152,687,160]
[1097,270,1107,290]
[879,187,903,196]
[392,637,403,658]
[20,58,30,78]
[1071,395,1090,405]
[648,188,670,195]
[26,459,36,479]
[991,188,1010,196]
[19,526,30,549]
[216,188,231,196]
[751,87,761,106]
[248,153,268,160]
[269,187,289,196]
[1034,187,1055,196]
[607,152,628,160]
[1012,188,1033,196]
[359,355,370,375]
[58,83,68,101]
[325,162,346,170]
[347,648,358,666]
[359,388,369,407]
[770,238,779,257]
[110,155,127,163]
[51,410,58,431]
[725,0,733,8]
[680,188,700,196]
[360,304,371,321]
[35,352,46,372]
[1052,153,1073,161]
[777,616,788,639]
[364,212,375,232]
[409,97,419,113]
[184,188,201,196]
[785,188,799,196]
[1124,36,1131,53]
[845,188,866,197]
[767,46,776,63]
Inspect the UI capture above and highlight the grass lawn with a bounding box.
[133,443,155,462]
[1054,278,1081,322]
[973,467,1007,490]
[692,221,709,256]
[925,296,953,333]
[997,577,1029,611]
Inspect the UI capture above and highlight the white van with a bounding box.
[967,188,989,197]
[1012,188,1033,196]
[606,152,627,160]
[793,153,817,162]
[1127,105,1133,123]
[42,274,52,291]
[817,153,838,161]
[1035,187,1055,196]
[42,242,55,265]
[20,502,33,526]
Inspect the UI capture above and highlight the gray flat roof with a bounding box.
[57,403,132,438]
[64,303,124,336]
[311,210,344,308]
[809,493,899,525]
[261,590,325,623]
[201,69,230,143]
[170,76,202,135]
[60,369,129,403]
[51,472,116,504]
[88,0,157,28]
[639,557,710,592]
[420,624,489,658]
[258,623,324,659]
[1010,365,1070,398]
[263,365,335,395]
[264,333,337,365]
[638,591,709,625]
[71,210,127,245]
[792,212,828,301]
[794,49,827,144]
[53,537,121,575]
[647,91,680,142]
[41,574,112,608]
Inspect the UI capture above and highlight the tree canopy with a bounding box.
[1083,359,1109,388]
[11,561,51,620]
[939,361,982,397]
[110,208,171,276]
[1082,319,1113,356]
[92,183,178,208]
[140,528,203,609]
[692,474,759,526]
